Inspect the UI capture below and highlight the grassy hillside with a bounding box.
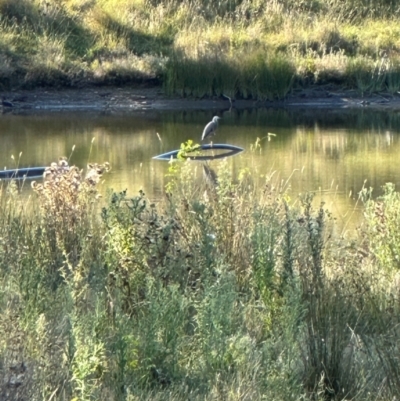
[1,0,400,97]
[1,155,400,400]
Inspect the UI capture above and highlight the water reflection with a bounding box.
[202,163,219,188]
[1,108,400,226]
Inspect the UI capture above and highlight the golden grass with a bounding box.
[1,0,400,94]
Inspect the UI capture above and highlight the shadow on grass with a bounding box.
[0,0,176,87]
[0,0,174,88]
[95,12,174,57]
[0,0,95,58]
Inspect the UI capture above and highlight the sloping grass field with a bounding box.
[1,0,400,98]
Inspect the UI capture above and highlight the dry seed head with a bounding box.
[43,170,53,179]
[34,159,110,212]
[58,158,69,169]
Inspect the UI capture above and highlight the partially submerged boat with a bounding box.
[0,166,46,180]
[153,143,244,161]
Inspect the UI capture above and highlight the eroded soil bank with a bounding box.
[2,85,400,115]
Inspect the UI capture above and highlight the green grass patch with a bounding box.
[164,51,294,100]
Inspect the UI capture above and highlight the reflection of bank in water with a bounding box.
[153,143,244,161]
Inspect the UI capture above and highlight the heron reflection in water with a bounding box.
[202,163,218,188]
[201,116,221,146]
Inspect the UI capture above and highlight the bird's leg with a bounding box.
[210,140,213,148]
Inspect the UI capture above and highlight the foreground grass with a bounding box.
[1,156,400,400]
[1,0,400,98]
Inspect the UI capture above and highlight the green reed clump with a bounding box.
[345,56,391,95]
[164,51,295,100]
[163,54,237,98]
[237,52,295,100]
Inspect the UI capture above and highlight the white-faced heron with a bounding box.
[201,116,221,142]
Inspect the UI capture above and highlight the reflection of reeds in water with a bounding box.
[230,133,372,232]
[289,129,400,189]
[3,112,400,228]
[293,127,396,156]
[254,127,400,189]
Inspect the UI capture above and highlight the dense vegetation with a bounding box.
[1,155,400,400]
[1,0,400,98]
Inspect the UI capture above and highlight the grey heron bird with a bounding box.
[201,116,221,144]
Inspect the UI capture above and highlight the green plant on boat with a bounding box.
[165,140,201,194]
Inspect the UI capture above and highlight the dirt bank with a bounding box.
[2,85,400,115]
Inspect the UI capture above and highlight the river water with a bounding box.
[1,107,400,228]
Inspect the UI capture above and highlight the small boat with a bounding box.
[0,166,46,180]
[153,143,244,161]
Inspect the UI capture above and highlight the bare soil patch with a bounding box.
[2,85,400,115]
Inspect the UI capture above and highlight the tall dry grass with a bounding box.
[1,153,400,400]
[1,0,400,96]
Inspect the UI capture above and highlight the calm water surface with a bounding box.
[1,108,400,227]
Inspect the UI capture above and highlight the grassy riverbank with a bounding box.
[1,156,400,400]
[1,0,400,98]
